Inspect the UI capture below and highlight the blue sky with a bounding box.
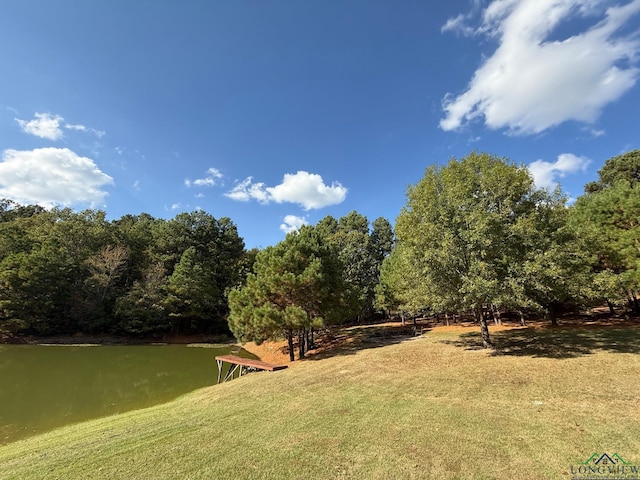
[0,0,638,249]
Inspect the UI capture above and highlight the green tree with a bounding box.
[115,262,170,335]
[316,212,394,322]
[585,149,640,193]
[228,226,347,360]
[511,193,596,324]
[164,246,222,333]
[571,181,640,314]
[113,213,164,287]
[395,152,579,347]
[0,209,86,334]
[148,211,245,332]
[334,211,373,320]
[0,199,45,223]
[370,217,394,269]
[375,242,428,318]
[0,243,76,334]
[47,209,118,332]
[573,149,640,314]
[0,205,248,337]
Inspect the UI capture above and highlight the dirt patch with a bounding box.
[240,340,292,365]
[432,323,526,333]
[239,327,369,365]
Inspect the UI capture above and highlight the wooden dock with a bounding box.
[215,354,287,383]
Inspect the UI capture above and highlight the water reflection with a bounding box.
[0,344,254,444]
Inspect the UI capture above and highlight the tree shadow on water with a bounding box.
[443,326,640,359]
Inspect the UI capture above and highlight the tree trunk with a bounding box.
[287,329,295,362]
[309,328,315,350]
[444,313,450,326]
[518,310,526,326]
[475,307,493,349]
[633,291,640,316]
[625,289,633,314]
[298,329,305,360]
[492,305,502,325]
[548,305,558,326]
[606,299,616,315]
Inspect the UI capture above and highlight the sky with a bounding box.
[0,0,638,249]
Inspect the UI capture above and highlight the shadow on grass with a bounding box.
[303,323,431,361]
[442,325,640,358]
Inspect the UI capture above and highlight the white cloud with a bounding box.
[15,112,64,140]
[65,123,87,132]
[280,215,308,234]
[441,13,476,36]
[65,123,106,138]
[15,112,105,140]
[186,167,224,188]
[440,0,640,135]
[268,171,348,209]
[225,171,348,210]
[225,177,271,203]
[0,147,114,207]
[442,0,484,35]
[528,153,591,189]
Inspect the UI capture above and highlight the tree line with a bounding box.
[0,207,247,336]
[229,149,639,355]
[374,150,640,348]
[1,149,638,352]
[0,204,393,344]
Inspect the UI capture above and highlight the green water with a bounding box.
[0,344,251,444]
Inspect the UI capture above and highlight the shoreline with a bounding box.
[0,332,235,346]
[0,332,279,363]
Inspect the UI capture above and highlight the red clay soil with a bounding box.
[241,341,292,365]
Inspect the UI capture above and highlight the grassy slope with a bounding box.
[1,326,639,479]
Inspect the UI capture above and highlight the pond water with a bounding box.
[0,344,253,445]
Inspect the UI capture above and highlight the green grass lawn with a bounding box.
[1,324,639,479]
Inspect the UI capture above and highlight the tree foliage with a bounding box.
[315,212,394,322]
[390,152,588,347]
[585,149,640,193]
[572,149,640,313]
[0,204,245,337]
[228,226,348,360]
